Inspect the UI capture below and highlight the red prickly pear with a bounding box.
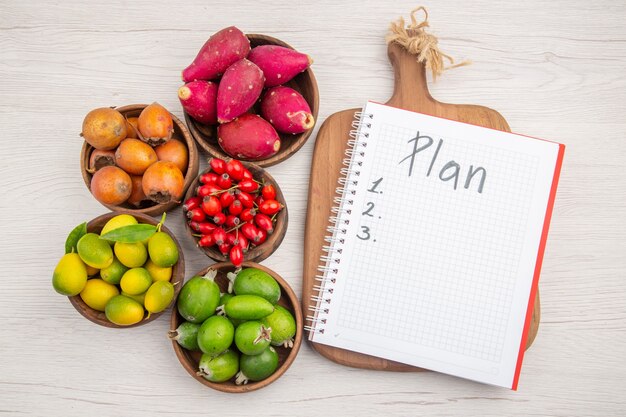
[248,45,312,87]
[182,26,250,82]
[260,86,315,134]
[217,59,265,123]
[178,81,218,125]
[217,114,281,160]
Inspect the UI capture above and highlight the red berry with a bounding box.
[241,169,253,180]
[261,184,276,201]
[256,228,268,245]
[209,158,226,174]
[226,159,245,181]
[237,233,249,252]
[198,234,216,247]
[229,245,243,267]
[187,207,206,222]
[200,172,219,184]
[226,231,238,246]
[217,173,232,189]
[254,195,265,206]
[237,191,254,208]
[193,222,217,234]
[254,213,274,234]
[229,200,243,216]
[189,220,201,232]
[183,196,202,212]
[202,195,222,216]
[259,199,282,215]
[197,184,221,198]
[238,179,259,193]
[240,208,256,222]
[219,190,235,207]
[225,215,241,228]
[212,212,226,225]
[241,223,260,243]
[218,242,231,255]
[212,227,226,246]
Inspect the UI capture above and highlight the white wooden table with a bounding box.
[2,1,625,415]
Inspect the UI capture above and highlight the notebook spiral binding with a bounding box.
[305,111,373,338]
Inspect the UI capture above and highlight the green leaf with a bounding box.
[99,224,157,243]
[65,222,87,254]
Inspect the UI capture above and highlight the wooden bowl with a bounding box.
[68,211,184,328]
[170,261,303,392]
[80,104,200,216]
[183,161,288,263]
[183,34,319,167]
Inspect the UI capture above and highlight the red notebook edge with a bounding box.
[511,143,565,390]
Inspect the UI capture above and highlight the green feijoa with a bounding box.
[260,305,297,348]
[232,268,281,304]
[198,349,239,383]
[197,315,235,356]
[148,231,179,267]
[234,321,271,356]
[219,292,234,307]
[177,271,221,324]
[236,346,279,385]
[100,257,129,285]
[224,295,274,320]
[168,321,200,351]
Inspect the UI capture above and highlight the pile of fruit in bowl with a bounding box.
[52,212,183,327]
[179,26,318,166]
[170,262,302,392]
[183,157,287,266]
[80,103,198,215]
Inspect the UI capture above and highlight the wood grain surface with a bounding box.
[303,39,540,371]
[1,1,625,416]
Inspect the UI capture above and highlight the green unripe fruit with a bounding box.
[100,257,129,285]
[77,233,113,269]
[232,267,281,304]
[177,273,221,324]
[168,321,200,351]
[224,295,274,320]
[198,349,239,383]
[197,315,234,356]
[236,346,279,385]
[260,305,297,347]
[234,321,271,355]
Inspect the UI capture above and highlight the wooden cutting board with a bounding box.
[302,40,541,371]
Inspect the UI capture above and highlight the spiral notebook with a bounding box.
[306,101,564,389]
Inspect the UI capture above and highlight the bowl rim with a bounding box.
[182,160,288,264]
[183,33,320,168]
[68,210,184,328]
[80,103,200,216]
[169,261,303,392]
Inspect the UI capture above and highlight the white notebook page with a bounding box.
[311,101,562,388]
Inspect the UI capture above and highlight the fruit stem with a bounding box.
[167,330,179,340]
[202,268,217,281]
[225,222,246,234]
[210,185,238,196]
[156,212,166,232]
[283,338,294,348]
[235,371,249,385]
